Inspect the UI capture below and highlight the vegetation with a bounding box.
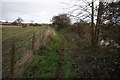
[52,14,71,30]
[60,27,120,78]
[12,17,24,26]
[2,0,120,79]
[2,26,47,77]
[22,30,62,78]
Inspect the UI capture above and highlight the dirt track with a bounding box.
[57,39,64,80]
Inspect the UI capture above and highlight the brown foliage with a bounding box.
[72,22,91,43]
[52,14,71,30]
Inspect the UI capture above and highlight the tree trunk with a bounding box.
[95,1,103,46]
[91,0,95,46]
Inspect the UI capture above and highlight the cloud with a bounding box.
[1,0,101,23]
[1,0,69,23]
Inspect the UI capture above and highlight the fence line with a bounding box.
[32,33,35,55]
[10,40,15,78]
[9,28,47,78]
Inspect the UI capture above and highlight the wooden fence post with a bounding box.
[39,30,41,42]
[41,30,43,42]
[32,33,35,55]
[10,40,15,78]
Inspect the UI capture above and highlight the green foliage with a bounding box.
[62,39,76,78]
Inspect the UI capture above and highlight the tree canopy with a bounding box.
[52,14,71,29]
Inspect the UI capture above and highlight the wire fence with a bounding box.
[2,27,48,78]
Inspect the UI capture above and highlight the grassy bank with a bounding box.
[22,29,77,78]
[22,30,63,78]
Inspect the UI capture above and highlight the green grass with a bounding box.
[3,26,119,78]
[3,27,45,41]
[62,39,76,78]
[22,29,77,78]
[22,30,63,78]
[2,26,47,76]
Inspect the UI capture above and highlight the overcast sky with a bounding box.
[1,0,118,23]
[1,0,70,23]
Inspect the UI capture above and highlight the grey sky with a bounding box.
[1,0,69,23]
[1,0,118,23]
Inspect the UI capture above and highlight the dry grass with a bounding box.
[1,25,23,29]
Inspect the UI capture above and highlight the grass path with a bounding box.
[21,30,62,78]
[21,29,76,78]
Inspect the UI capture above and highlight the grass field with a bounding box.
[1,25,22,29]
[2,26,47,77]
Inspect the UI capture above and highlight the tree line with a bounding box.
[51,0,120,47]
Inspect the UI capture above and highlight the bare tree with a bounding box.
[101,1,120,44]
[30,20,34,23]
[30,20,34,26]
[62,0,109,46]
[14,17,24,26]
